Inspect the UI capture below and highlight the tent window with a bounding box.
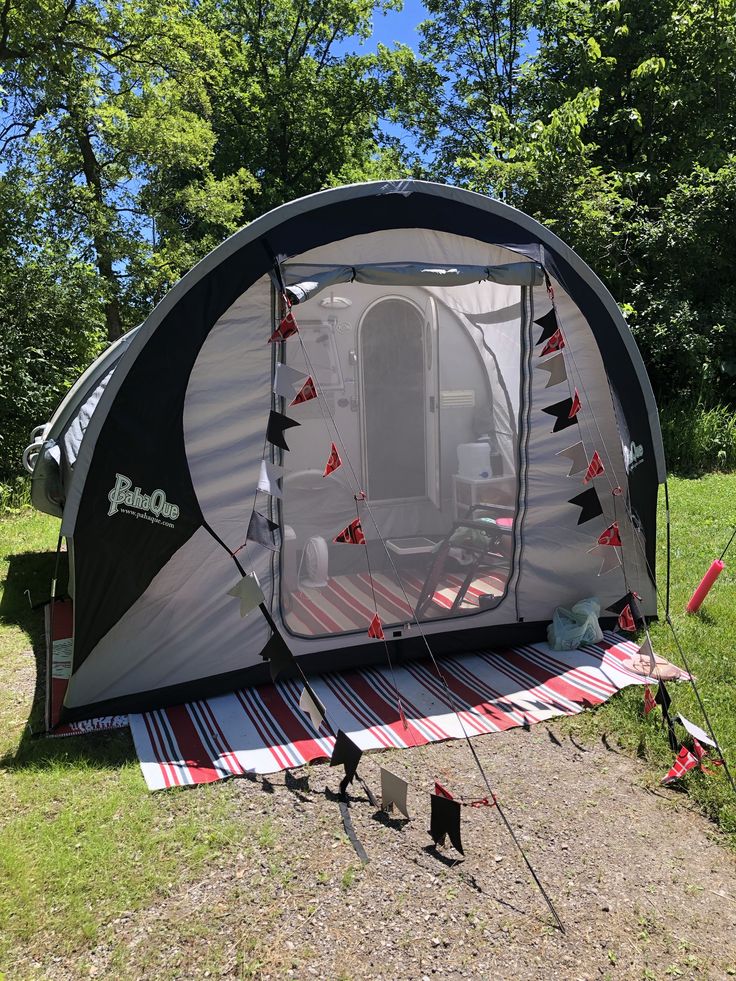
[360,298,428,501]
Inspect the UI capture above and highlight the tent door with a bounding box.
[424,297,441,508]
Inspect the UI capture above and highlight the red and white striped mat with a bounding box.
[129,633,682,792]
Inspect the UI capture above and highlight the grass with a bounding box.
[660,403,736,475]
[0,477,735,973]
[561,472,736,839]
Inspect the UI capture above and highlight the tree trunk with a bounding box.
[69,109,124,342]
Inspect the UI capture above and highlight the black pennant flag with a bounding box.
[542,397,579,433]
[247,510,279,550]
[266,409,300,451]
[655,681,679,751]
[429,793,464,855]
[655,679,671,715]
[606,592,644,628]
[568,487,603,525]
[330,729,362,792]
[258,630,296,682]
[533,308,559,346]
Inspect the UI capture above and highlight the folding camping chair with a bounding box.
[414,504,514,619]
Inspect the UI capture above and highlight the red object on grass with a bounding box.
[686,559,724,614]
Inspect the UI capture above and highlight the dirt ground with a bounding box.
[36,725,736,981]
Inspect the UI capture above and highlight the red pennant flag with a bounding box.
[289,375,317,406]
[540,327,565,357]
[323,442,342,477]
[399,704,409,731]
[568,388,582,419]
[367,612,384,640]
[268,311,298,343]
[662,746,698,785]
[598,521,622,547]
[583,451,605,484]
[334,518,365,545]
[692,738,708,765]
[618,604,636,631]
[644,686,656,715]
[434,781,454,800]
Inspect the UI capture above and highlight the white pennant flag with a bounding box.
[258,460,284,499]
[226,572,264,618]
[274,363,307,399]
[677,714,717,748]
[299,686,325,731]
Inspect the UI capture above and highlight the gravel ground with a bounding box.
[37,725,736,981]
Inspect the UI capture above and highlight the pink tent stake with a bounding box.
[686,527,735,614]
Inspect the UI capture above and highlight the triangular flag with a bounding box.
[434,781,454,799]
[538,353,567,389]
[290,376,317,406]
[568,389,582,419]
[590,544,621,575]
[266,409,300,451]
[247,510,279,550]
[606,592,643,624]
[556,441,588,476]
[257,460,284,499]
[268,311,298,343]
[381,768,410,819]
[299,686,326,731]
[598,521,622,546]
[274,362,307,399]
[540,327,565,357]
[429,793,464,855]
[676,714,717,748]
[568,487,603,524]
[330,729,362,789]
[617,604,636,631]
[226,572,264,618]
[583,451,605,484]
[542,396,579,433]
[258,631,295,683]
[662,746,698,785]
[367,612,384,640]
[323,442,342,477]
[533,308,558,346]
[691,738,708,765]
[644,686,656,715]
[637,635,656,674]
[655,680,671,715]
[334,518,365,545]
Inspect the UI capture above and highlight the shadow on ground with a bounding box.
[0,547,136,771]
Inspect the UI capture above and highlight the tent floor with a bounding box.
[284,569,507,636]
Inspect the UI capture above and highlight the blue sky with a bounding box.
[358,0,427,52]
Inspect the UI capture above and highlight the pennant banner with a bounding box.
[644,686,656,715]
[367,612,384,640]
[299,686,326,732]
[534,308,558,346]
[568,487,603,525]
[607,592,643,627]
[334,518,365,545]
[268,311,299,343]
[380,768,410,819]
[538,353,567,389]
[598,522,622,547]
[257,460,284,499]
[323,442,342,477]
[540,328,565,357]
[290,375,317,406]
[569,389,582,419]
[589,544,621,576]
[557,441,587,476]
[583,451,605,484]
[637,635,656,672]
[676,714,717,749]
[543,396,579,433]
[266,409,300,451]
[434,781,454,800]
[662,746,698,785]
[247,510,279,550]
[429,793,464,855]
[226,572,264,618]
[274,362,307,399]
[330,729,362,789]
[258,630,296,683]
[617,604,636,632]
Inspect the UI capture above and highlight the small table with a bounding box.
[452,474,515,520]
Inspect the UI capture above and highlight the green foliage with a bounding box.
[660,404,736,476]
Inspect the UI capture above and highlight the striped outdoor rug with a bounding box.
[285,570,507,635]
[129,632,682,792]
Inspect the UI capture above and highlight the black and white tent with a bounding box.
[28,180,664,724]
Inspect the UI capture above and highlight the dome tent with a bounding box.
[30,180,665,726]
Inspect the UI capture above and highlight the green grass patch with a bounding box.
[560,473,736,841]
[660,403,736,475]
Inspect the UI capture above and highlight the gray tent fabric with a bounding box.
[25,180,665,725]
